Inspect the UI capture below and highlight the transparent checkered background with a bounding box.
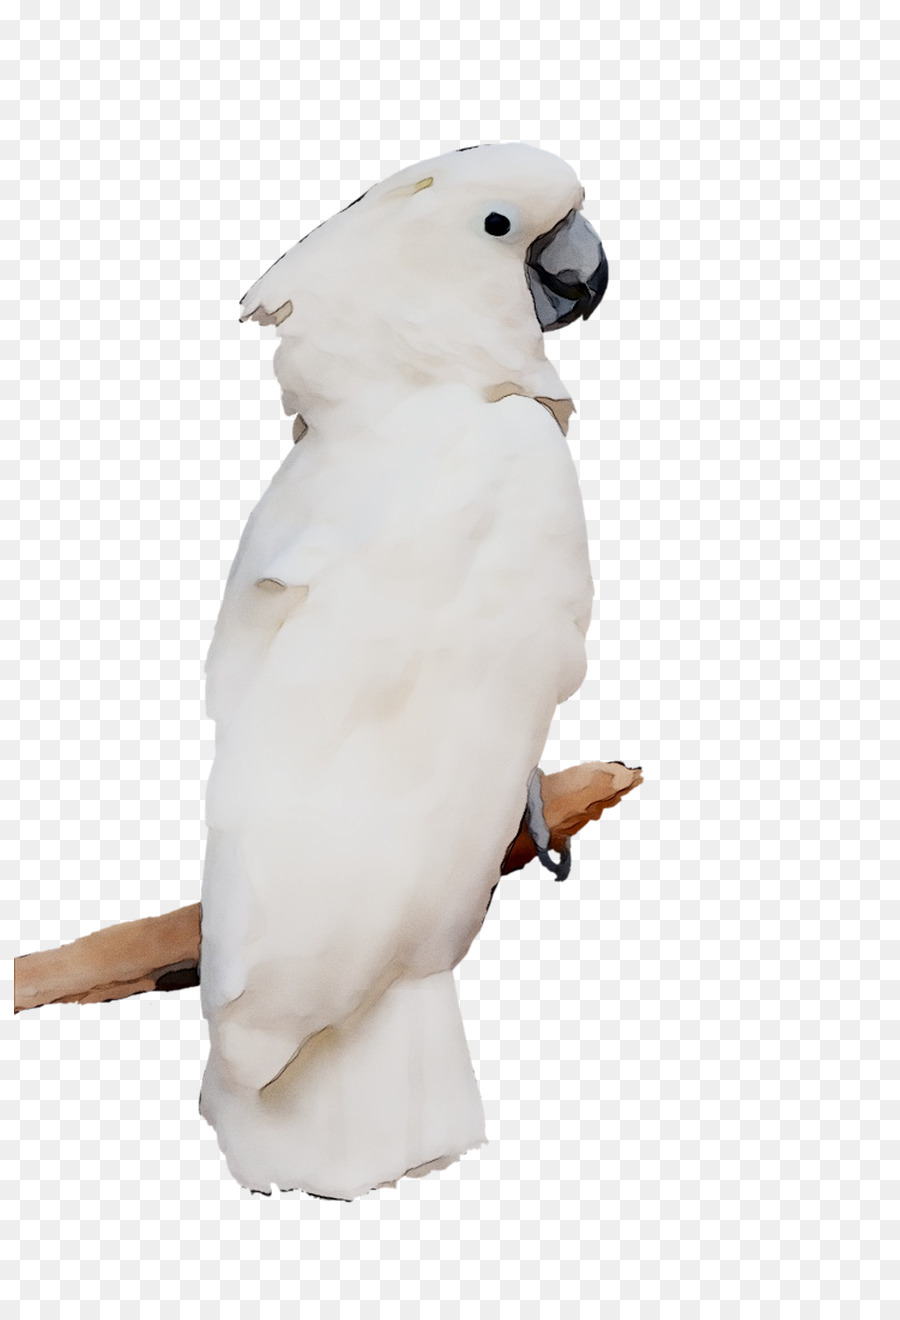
[3,3,896,1315]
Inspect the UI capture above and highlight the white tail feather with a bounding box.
[199,970,486,1199]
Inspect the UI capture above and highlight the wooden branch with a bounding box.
[14,760,641,1014]
[501,760,642,875]
[14,904,202,1014]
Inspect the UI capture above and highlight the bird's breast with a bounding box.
[206,384,592,729]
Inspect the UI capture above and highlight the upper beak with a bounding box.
[525,209,609,332]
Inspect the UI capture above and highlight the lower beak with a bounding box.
[525,209,609,332]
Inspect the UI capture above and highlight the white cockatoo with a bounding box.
[198,142,608,1199]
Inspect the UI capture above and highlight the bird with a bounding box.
[197,142,608,1199]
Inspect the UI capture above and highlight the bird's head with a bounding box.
[239,143,608,417]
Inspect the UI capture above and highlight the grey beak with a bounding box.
[525,209,609,332]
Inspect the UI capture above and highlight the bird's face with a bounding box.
[355,142,609,338]
[239,143,609,406]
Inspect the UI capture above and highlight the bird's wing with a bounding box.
[200,389,590,1092]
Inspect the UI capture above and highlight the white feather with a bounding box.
[200,145,595,1197]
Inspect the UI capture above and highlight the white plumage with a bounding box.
[198,143,606,1198]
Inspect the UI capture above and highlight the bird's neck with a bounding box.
[272,330,570,435]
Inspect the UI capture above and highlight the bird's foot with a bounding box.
[525,767,571,882]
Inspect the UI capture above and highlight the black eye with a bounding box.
[484,212,511,236]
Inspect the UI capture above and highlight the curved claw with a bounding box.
[525,768,572,882]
